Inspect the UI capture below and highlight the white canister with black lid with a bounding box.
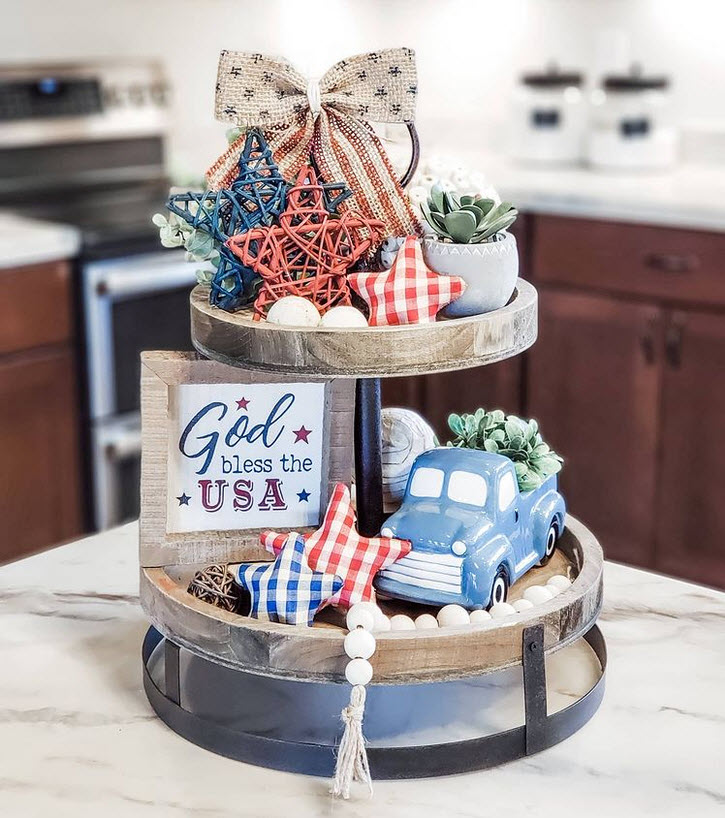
[510,65,586,165]
[587,65,677,170]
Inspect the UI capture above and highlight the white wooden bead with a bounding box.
[512,598,535,613]
[414,613,439,630]
[266,296,320,327]
[346,603,376,632]
[319,306,368,328]
[523,585,554,605]
[546,585,562,597]
[373,613,391,632]
[547,575,572,591]
[343,628,376,660]
[390,614,416,631]
[489,602,517,618]
[469,608,492,624]
[345,657,373,686]
[436,604,470,627]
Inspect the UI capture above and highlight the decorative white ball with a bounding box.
[389,614,416,631]
[436,604,470,627]
[523,585,555,605]
[469,608,492,624]
[547,575,572,592]
[346,603,376,632]
[345,657,373,686]
[512,598,535,613]
[319,306,368,328]
[489,602,517,618]
[546,585,562,598]
[266,296,320,327]
[344,628,376,660]
[372,605,391,632]
[414,613,439,630]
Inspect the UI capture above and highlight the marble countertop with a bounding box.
[1,522,723,817]
[0,213,81,269]
[447,152,725,232]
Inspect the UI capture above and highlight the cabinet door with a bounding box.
[528,288,662,568]
[0,348,83,562]
[656,310,725,588]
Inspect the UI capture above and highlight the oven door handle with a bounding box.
[95,264,200,298]
[104,426,142,461]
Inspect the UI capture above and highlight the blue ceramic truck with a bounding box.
[375,448,566,610]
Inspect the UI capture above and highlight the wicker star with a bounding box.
[226,166,385,319]
[260,483,411,609]
[230,532,343,626]
[349,236,467,326]
[166,128,286,311]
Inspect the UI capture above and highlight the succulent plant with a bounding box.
[152,212,221,285]
[421,184,518,244]
[448,408,563,492]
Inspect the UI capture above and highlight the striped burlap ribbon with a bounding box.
[207,49,421,238]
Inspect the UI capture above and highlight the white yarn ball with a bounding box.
[319,306,368,328]
[390,614,416,631]
[489,602,517,618]
[512,598,535,613]
[346,603,376,632]
[345,657,373,686]
[381,408,437,512]
[523,585,555,605]
[344,628,376,660]
[436,604,470,627]
[469,608,492,624]
[414,613,439,630]
[266,296,320,327]
[547,575,572,591]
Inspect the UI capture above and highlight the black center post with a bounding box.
[354,377,384,536]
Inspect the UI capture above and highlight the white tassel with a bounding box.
[331,684,373,799]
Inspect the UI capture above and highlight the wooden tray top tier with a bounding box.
[189,279,538,378]
[140,515,603,685]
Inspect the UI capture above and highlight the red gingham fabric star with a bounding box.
[348,236,466,326]
[260,483,411,609]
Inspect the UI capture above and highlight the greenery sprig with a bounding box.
[448,408,563,492]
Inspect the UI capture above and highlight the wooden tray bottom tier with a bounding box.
[140,515,603,685]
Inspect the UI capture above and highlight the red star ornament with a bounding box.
[260,483,411,609]
[226,166,385,320]
[348,236,467,326]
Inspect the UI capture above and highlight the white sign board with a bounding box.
[167,381,326,533]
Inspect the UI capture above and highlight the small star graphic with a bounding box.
[236,397,250,410]
[176,493,191,506]
[297,489,311,503]
[292,425,311,444]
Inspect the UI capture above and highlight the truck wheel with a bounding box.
[538,520,558,566]
[489,566,509,607]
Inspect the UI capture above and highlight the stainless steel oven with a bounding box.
[0,59,196,531]
[84,251,196,528]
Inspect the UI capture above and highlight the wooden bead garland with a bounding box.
[226,165,385,319]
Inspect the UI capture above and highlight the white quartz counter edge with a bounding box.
[452,153,725,232]
[0,213,81,269]
[0,521,723,817]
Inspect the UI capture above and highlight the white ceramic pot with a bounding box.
[422,231,519,318]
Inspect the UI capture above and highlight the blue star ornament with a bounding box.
[232,534,343,626]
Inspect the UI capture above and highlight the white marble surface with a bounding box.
[1,522,723,817]
[453,152,725,232]
[0,213,80,269]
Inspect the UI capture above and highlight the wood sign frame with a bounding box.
[139,351,354,568]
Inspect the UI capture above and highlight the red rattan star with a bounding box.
[226,166,385,319]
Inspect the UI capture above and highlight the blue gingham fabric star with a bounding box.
[231,533,343,626]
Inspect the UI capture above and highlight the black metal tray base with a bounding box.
[142,623,606,779]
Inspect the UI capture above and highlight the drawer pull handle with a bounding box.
[644,253,699,274]
[665,321,684,369]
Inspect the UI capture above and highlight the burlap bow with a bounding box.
[206,48,421,238]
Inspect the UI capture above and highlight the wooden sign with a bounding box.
[139,352,354,568]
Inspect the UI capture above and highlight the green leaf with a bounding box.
[483,439,499,453]
[460,194,476,206]
[444,210,477,243]
[429,184,445,213]
[448,413,464,436]
[152,213,168,227]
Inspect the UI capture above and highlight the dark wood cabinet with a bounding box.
[655,309,725,585]
[0,260,84,563]
[528,288,662,568]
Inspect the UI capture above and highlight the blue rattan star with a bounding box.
[231,533,342,626]
[166,128,287,311]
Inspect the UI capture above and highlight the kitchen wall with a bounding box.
[2,0,725,176]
